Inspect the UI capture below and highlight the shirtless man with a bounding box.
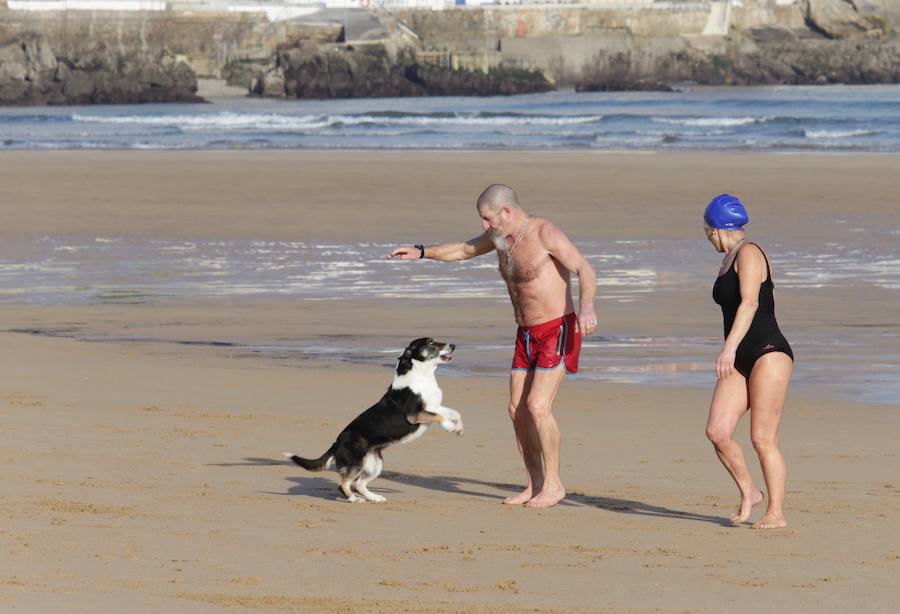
[388,184,598,508]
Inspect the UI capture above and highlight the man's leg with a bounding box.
[504,369,544,504]
[524,365,568,508]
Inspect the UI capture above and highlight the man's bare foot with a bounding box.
[525,484,565,508]
[752,512,787,529]
[730,489,764,523]
[504,486,536,505]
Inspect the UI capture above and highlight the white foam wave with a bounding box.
[72,111,602,131]
[342,114,603,127]
[652,116,764,127]
[73,112,332,130]
[804,129,880,139]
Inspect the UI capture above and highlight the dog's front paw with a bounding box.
[442,416,464,436]
[346,494,366,503]
[366,494,387,503]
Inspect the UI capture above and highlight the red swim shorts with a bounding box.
[512,312,581,374]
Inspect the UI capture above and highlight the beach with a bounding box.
[1,151,899,612]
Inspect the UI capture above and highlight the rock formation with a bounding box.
[576,29,900,91]
[238,44,553,99]
[0,32,202,106]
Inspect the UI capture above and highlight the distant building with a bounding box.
[1,0,687,12]
[8,0,789,15]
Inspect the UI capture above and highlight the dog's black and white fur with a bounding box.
[285,338,463,503]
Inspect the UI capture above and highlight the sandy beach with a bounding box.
[1,151,899,612]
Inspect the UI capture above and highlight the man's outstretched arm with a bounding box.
[388,233,494,262]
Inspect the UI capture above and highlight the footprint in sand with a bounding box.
[4,393,43,408]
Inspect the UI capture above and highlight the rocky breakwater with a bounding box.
[0,32,202,105]
[237,43,552,99]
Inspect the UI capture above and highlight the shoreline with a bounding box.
[2,308,897,408]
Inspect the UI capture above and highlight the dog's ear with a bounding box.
[396,348,414,376]
[400,338,430,360]
[398,341,417,363]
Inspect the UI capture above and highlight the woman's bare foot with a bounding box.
[730,489,764,524]
[752,512,787,529]
[504,485,536,505]
[525,483,565,508]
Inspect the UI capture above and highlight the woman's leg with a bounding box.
[706,371,763,523]
[748,352,793,529]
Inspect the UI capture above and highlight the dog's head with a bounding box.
[396,337,455,375]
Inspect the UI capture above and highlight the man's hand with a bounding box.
[578,306,598,336]
[388,246,421,260]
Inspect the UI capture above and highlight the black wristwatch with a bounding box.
[414,244,425,259]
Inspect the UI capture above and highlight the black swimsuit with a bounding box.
[713,243,794,378]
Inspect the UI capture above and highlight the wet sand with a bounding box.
[1,151,899,612]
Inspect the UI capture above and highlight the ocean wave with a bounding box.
[0,114,72,124]
[651,116,768,127]
[72,111,604,130]
[804,129,881,139]
[72,112,333,130]
[360,110,603,125]
[7,85,900,152]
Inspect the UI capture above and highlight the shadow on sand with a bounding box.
[381,471,733,526]
[217,457,732,525]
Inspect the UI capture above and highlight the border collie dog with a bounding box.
[285,338,463,503]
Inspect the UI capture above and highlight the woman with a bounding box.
[703,194,794,529]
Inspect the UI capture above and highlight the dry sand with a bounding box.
[1,151,899,612]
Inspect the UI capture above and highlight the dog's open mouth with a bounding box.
[439,345,455,362]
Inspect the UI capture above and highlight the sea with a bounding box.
[1,84,899,403]
[2,84,900,152]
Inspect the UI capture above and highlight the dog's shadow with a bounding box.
[220,457,731,525]
[206,457,364,501]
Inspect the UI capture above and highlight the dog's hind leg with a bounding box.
[339,468,365,503]
[353,452,386,503]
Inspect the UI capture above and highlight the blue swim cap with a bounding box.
[704,194,749,230]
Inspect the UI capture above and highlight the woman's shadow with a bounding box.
[223,457,732,525]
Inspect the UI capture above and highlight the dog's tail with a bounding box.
[283,443,336,472]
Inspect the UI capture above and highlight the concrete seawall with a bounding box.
[0,7,339,78]
[2,1,898,90]
[392,2,810,81]
[1,2,787,80]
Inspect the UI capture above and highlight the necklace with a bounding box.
[722,238,747,269]
[506,217,530,270]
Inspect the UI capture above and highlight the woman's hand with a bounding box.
[716,346,737,380]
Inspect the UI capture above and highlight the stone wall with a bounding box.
[391,1,899,84]
[3,1,899,98]
[393,5,713,52]
[0,10,341,78]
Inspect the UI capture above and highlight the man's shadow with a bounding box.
[381,472,733,526]
[221,457,731,525]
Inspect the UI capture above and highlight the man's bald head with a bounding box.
[476,184,520,214]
